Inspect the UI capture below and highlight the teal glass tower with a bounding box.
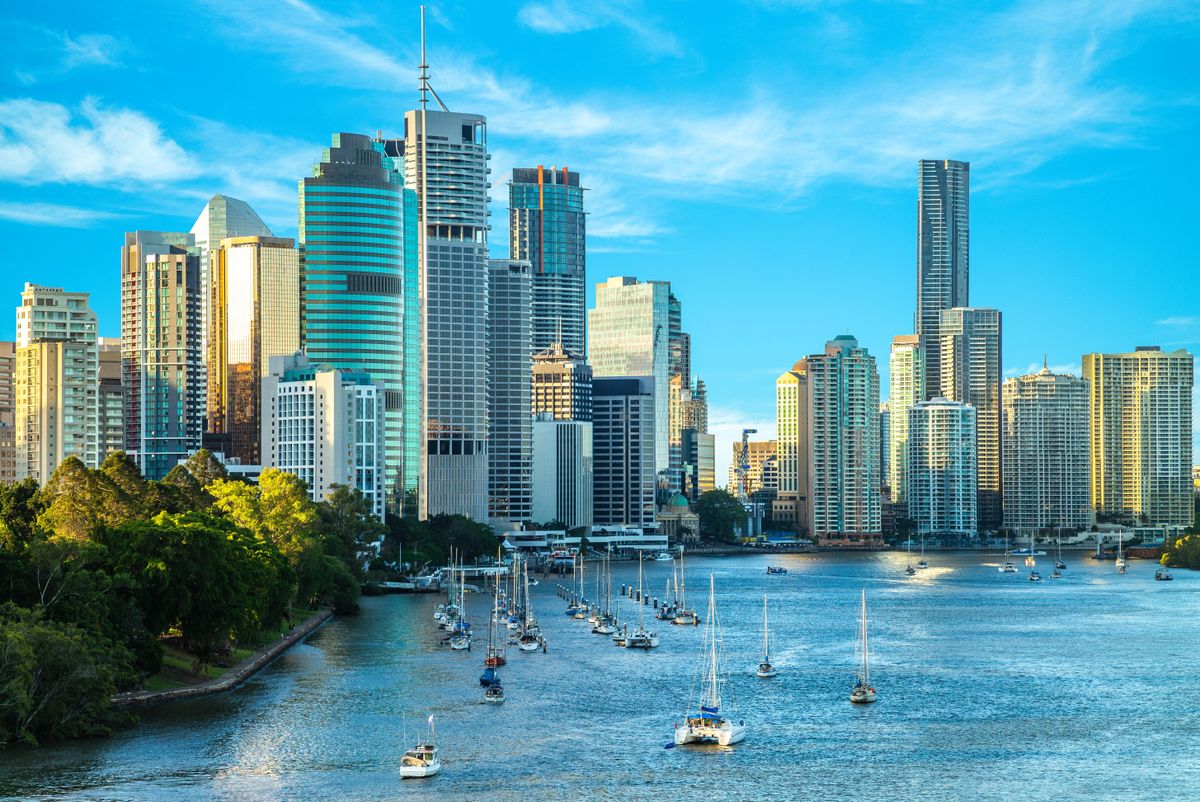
[299,133,419,512]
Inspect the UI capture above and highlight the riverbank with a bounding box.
[112,608,334,708]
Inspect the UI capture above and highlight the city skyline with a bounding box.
[1,1,1197,483]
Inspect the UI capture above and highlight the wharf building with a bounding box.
[915,159,969,400]
[906,397,977,538]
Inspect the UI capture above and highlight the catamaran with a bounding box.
[622,553,660,649]
[674,574,746,746]
[399,715,441,779]
[755,595,777,678]
[673,547,699,626]
[849,589,877,704]
[998,534,1017,573]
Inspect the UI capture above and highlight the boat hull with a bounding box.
[849,689,877,704]
[399,761,441,779]
[674,720,747,746]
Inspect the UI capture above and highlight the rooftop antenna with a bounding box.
[419,5,449,113]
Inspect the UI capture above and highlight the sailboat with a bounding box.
[916,535,928,570]
[622,553,660,649]
[1054,530,1067,571]
[565,553,582,615]
[574,555,588,619]
[673,574,747,746]
[755,595,777,678]
[673,547,699,626]
[849,589,877,704]
[519,558,544,652]
[483,571,507,666]
[904,538,916,576]
[1115,534,1127,574]
[592,554,617,635]
[399,715,441,779]
[998,533,1016,573]
[483,670,506,704]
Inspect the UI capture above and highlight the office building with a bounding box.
[301,132,419,513]
[907,397,977,538]
[207,236,300,464]
[939,307,1002,530]
[888,334,925,506]
[807,336,882,545]
[121,231,203,479]
[592,376,656,528]
[261,352,385,520]
[1002,364,1091,535]
[97,338,123,463]
[532,341,592,421]
[588,277,671,475]
[509,166,586,357]
[774,362,809,532]
[488,259,533,525]
[916,159,969,399]
[531,413,593,530]
[0,341,13,483]
[1083,347,1193,527]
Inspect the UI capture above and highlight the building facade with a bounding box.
[206,236,300,464]
[1082,347,1193,527]
[97,337,123,464]
[488,259,533,526]
[774,362,810,532]
[906,397,977,538]
[888,334,925,506]
[0,341,14,483]
[509,166,586,357]
[261,353,385,520]
[532,341,592,421]
[121,231,204,480]
[1002,365,1091,535]
[916,159,969,399]
[531,414,593,530]
[592,376,656,529]
[939,307,1002,531]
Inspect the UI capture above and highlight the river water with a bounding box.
[4,552,1199,801]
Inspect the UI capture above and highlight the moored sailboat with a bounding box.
[673,574,747,746]
[399,715,441,779]
[673,547,699,626]
[849,589,876,704]
[622,553,660,649]
[755,595,777,678]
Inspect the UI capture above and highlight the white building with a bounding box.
[907,398,977,538]
[531,413,593,530]
[888,334,924,506]
[261,353,385,520]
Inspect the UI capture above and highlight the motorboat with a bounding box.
[1155,567,1173,581]
[766,566,788,575]
[399,717,441,779]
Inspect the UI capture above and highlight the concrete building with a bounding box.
[939,307,1002,531]
[1083,346,1193,527]
[0,341,13,483]
[888,334,925,507]
[488,259,533,526]
[907,397,977,538]
[261,352,385,520]
[879,402,890,492]
[121,231,204,480]
[531,413,593,530]
[532,341,592,421]
[97,338,123,463]
[730,439,779,495]
[1002,364,1091,535]
[206,236,300,465]
[774,362,810,532]
[509,166,587,357]
[916,159,969,399]
[807,336,882,546]
[657,492,700,545]
[592,376,656,528]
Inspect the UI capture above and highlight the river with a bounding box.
[3,551,1198,801]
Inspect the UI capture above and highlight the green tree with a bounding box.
[160,464,211,512]
[0,478,45,547]
[182,449,229,489]
[317,484,386,579]
[99,452,150,519]
[693,489,748,543]
[36,457,109,540]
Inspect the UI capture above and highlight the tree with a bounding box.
[317,484,386,580]
[258,469,320,562]
[693,490,748,543]
[0,479,44,548]
[182,449,229,489]
[160,464,211,512]
[36,457,107,540]
[99,453,150,519]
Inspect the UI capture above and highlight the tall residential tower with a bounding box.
[916,159,969,399]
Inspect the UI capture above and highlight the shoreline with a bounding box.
[112,609,334,708]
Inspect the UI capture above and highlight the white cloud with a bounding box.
[0,201,119,227]
[60,33,125,70]
[1158,316,1200,327]
[1005,362,1083,378]
[517,0,683,57]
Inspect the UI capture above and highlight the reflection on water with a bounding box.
[4,552,1200,802]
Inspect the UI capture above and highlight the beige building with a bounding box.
[1083,346,1193,527]
[728,439,778,495]
[15,340,95,481]
[98,338,123,463]
[774,362,810,532]
[532,341,592,421]
[0,341,14,483]
[888,334,924,506]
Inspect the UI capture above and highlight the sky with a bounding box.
[1,0,1197,482]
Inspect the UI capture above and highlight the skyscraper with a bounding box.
[121,231,203,480]
[531,342,592,421]
[939,307,1002,531]
[1083,347,1193,527]
[907,397,977,538]
[300,133,418,512]
[888,334,925,507]
[1002,364,1091,535]
[531,413,593,530]
[774,362,809,533]
[509,166,586,357]
[98,337,123,464]
[0,341,14,484]
[588,277,671,475]
[916,159,969,399]
[488,258,533,526]
[592,376,656,528]
[397,105,490,520]
[206,236,300,464]
[806,336,881,545]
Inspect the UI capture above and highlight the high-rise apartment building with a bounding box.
[588,277,671,475]
[509,166,586,357]
[207,236,300,464]
[97,337,122,463]
[1083,347,1193,527]
[532,342,592,421]
[396,107,490,520]
[1002,364,1091,535]
[774,362,809,532]
[807,336,881,545]
[488,259,533,526]
[592,376,656,528]
[121,231,203,480]
[888,334,925,506]
[907,397,977,537]
[916,159,969,399]
[531,413,593,530]
[879,402,890,490]
[0,341,14,483]
[939,307,1002,531]
[301,133,419,512]
[261,353,385,520]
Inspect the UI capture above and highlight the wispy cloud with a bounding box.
[1005,362,1082,378]
[2,24,129,84]
[1157,316,1200,327]
[517,0,683,57]
[0,200,119,227]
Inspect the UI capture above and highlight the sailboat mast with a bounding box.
[763,595,769,657]
[637,553,645,628]
[708,574,718,707]
[861,589,870,686]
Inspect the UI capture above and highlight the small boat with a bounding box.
[449,634,470,650]
[1155,567,1174,581]
[766,566,788,575]
[916,536,928,570]
[1010,548,1047,556]
[1050,568,1062,579]
[849,589,876,704]
[622,554,659,649]
[653,551,674,561]
[399,716,441,779]
[673,548,700,626]
[998,534,1017,573]
[1028,570,1042,582]
[755,595,777,678]
[1054,532,1067,570]
[1115,534,1127,574]
[905,565,917,576]
[673,574,747,746]
[483,680,505,704]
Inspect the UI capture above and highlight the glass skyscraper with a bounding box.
[299,133,418,511]
[510,166,586,357]
[916,159,969,399]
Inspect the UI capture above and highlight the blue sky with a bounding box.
[1,0,1197,480]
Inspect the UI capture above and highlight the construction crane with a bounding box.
[737,428,758,503]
